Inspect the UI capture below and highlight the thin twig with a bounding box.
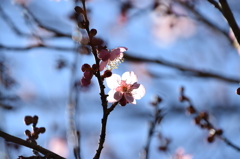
[0,44,75,51]
[0,5,31,37]
[1,43,238,84]
[66,43,81,159]
[175,0,231,43]
[0,130,66,159]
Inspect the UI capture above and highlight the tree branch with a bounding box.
[0,130,66,159]
[218,0,240,45]
[124,53,239,83]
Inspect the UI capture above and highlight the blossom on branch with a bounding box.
[106,71,145,106]
[98,47,127,71]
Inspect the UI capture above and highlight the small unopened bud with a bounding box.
[74,6,84,14]
[81,64,91,72]
[90,29,97,37]
[24,116,33,125]
[78,21,86,29]
[32,115,38,125]
[158,146,167,151]
[207,135,215,143]
[179,96,187,102]
[24,130,31,137]
[33,127,39,134]
[103,70,112,78]
[81,77,91,86]
[199,112,208,120]
[39,127,46,134]
[236,87,240,95]
[186,105,196,114]
[215,129,223,135]
[194,116,201,125]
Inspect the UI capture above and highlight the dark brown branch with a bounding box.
[0,44,75,51]
[218,0,240,45]
[0,130,66,159]
[124,53,239,83]
[77,1,117,159]
[94,102,118,159]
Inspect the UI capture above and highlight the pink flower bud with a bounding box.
[81,77,91,86]
[81,64,91,72]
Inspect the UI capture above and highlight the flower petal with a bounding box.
[107,90,118,103]
[109,48,120,61]
[99,61,108,71]
[98,49,110,61]
[132,84,146,99]
[114,91,122,101]
[118,47,128,52]
[106,74,121,89]
[109,47,127,61]
[124,93,134,104]
[131,82,140,89]
[122,71,138,84]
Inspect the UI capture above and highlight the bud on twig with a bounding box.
[74,6,84,14]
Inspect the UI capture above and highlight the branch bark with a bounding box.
[0,130,66,159]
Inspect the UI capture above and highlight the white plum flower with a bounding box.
[106,71,146,106]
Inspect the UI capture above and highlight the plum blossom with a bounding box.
[174,148,192,159]
[98,47,127,71]
[106,71,145,106]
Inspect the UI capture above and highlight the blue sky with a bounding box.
[1,0,240,158]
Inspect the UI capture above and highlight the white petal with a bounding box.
[132,99,136,104]
[106,74,121,89]
[122,71,138,84]
[118,47,128,53]
[107,90,118,103]
[132,84,146,100]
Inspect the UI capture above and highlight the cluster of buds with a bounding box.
[24,115,46,142]
[193,112,223,143]
[207,128,223,143]
[179,87,223,143]
[157,133,171,152]
[80,64,98,86]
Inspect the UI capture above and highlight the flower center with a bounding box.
[116,80,133,93]
[107,53,124,70]
[122,86,128,92]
